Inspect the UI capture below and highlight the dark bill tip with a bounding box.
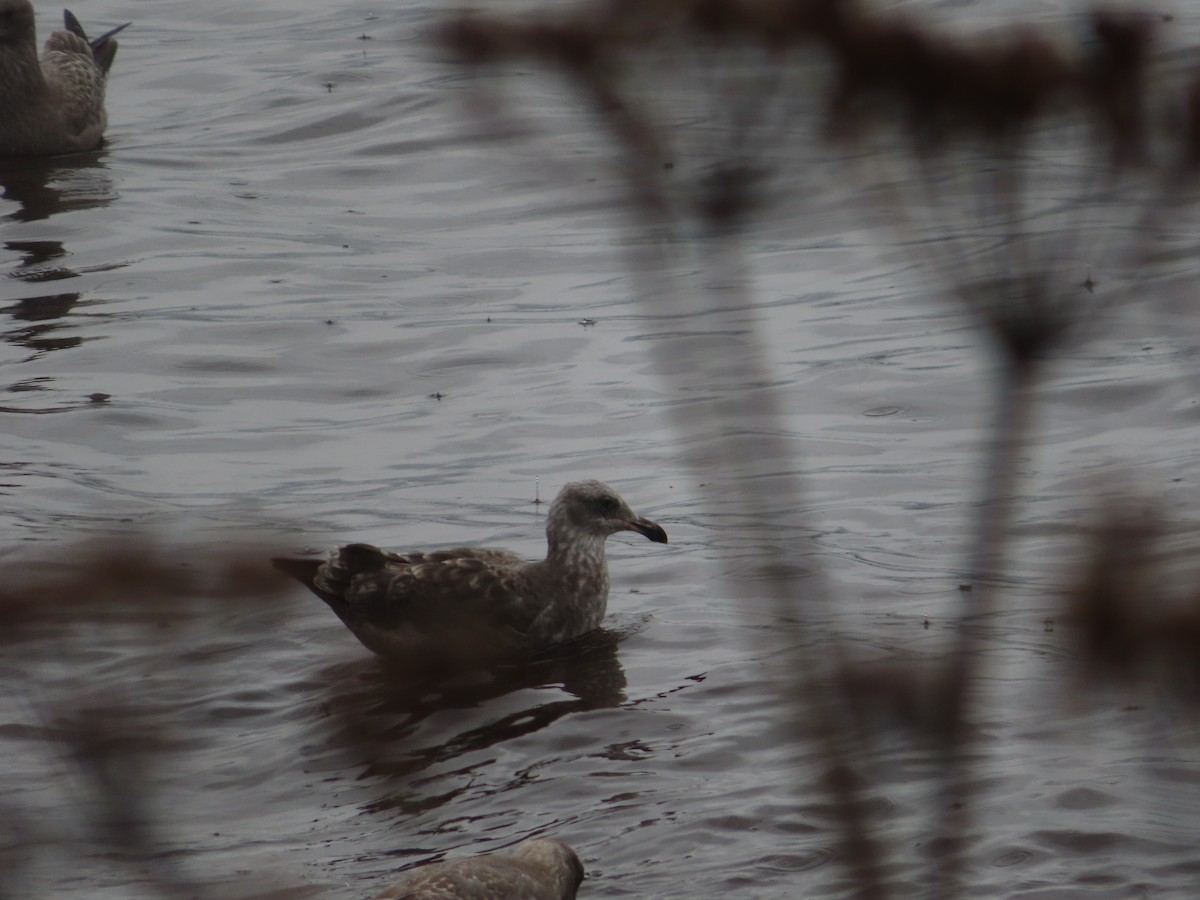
[629,517,668,544]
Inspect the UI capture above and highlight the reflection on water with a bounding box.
[4,239,69,275]
[313,626,632,814]
[0,152,130,292]
[0,268,99,410]
[2,291,87,357]
[0,154,127,411]
[3,242,86,360]
[0,161,130,408]
[0,154,118,223]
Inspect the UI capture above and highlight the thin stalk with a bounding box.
[930,355,1038,898]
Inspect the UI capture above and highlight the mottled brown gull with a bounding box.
[272,480,668,664]
[373,838,584,900]
[0,1,129,156]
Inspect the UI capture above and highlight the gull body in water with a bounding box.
[0,1,129,156]
[373,839,585,900]
[273,480,668,666]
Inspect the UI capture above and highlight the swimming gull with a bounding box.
[272,480,668,664]
[372,838,584,900]
[0,1,129,156]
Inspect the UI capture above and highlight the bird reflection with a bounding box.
[1,248,90,361]
[0,152,116,222]
[311,624,636,812]
[5,239,67,272]
[1,198,128,409]
[2,291,86,356]
[0,155,128,405]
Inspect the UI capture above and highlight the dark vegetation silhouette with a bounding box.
[0,541,294,899]
[439,1,1200,896]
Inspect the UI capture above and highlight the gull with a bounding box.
[373,838,584,900]
[273,480,668,665]
[0,1,129,156]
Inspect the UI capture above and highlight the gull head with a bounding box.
[550,480,668,544]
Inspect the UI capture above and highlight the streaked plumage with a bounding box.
[373,839,584,900]
[273,481,668,665]
[0,1,129,156]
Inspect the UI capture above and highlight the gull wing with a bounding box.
[326,544,542,635]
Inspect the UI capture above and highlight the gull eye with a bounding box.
[594,495,620,515]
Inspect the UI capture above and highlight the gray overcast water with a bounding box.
[3,0,1200,897]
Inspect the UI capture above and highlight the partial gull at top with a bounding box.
[0,1,129,156]
[273,480,668,668]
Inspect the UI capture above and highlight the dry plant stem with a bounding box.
[711,232,889,899]
[601,112,891,886]
[630,209,890,896]
[527,34,893,900]
[932,356,1038,899]
[0,541,293,897]
[66,710,212,900]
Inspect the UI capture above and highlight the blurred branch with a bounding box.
[440,1,1200,897]
[0,538,292,636]
[1,537,296,897]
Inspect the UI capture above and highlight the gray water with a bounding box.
[4,0,1200,897]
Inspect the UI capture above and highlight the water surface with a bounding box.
[3,1,1200,897]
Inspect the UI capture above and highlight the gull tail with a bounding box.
[63,11,131,75]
